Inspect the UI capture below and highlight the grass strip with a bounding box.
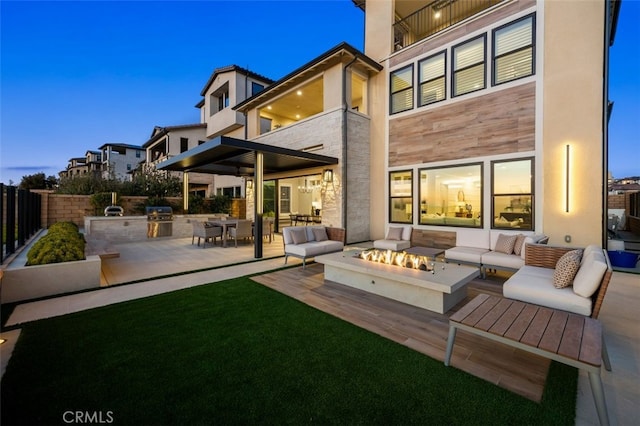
[1,277,577,425]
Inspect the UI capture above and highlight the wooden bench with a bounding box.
[445,294,611,426]
[85,238,120,260]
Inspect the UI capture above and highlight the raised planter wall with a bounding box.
[1,255,101,303]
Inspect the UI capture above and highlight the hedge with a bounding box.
[27,222,86,266]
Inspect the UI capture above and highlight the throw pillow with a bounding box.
[291,228,308,245]
[312,227,329,242]
[553,249,583,288]
[513,234,527,256]
[495,234,518,254]
[386,227,404,241]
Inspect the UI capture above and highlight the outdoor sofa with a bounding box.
[444,229,548,276]
[503,243,612,317]
[283,226,345,268]
[373,225,412,251]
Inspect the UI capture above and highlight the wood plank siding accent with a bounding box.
[389,82,535,167]
[410,229,456,249]
[390,0,536,68]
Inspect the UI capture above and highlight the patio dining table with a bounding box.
[206,219,237,248]
[291,214,322,225]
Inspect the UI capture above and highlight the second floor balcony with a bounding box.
[393,0,505,51]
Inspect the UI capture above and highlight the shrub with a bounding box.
[27,222,86,266]
[207,195,231,214]
[90,192,119,215]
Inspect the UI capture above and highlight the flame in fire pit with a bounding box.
[358,249,435,272]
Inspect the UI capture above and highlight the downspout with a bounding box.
[602,0,612,248]
[342,54,358,242]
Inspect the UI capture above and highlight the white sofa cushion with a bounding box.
[581,244,601,266]
[573,249,607,297]
[374,239,411,251]
[445,246,489,264]
[286,240,344,258]
[305,225,326,242]
[481,251,524,270]
[503,266,592,316]
[456,229,490,249]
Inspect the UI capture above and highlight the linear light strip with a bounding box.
[565,144,570,213]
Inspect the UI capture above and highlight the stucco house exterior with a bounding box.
[59,150,102,179]
[99,143,146,181]
[233,43,383,242]
[356,0,620,248]
[141,123,217,196]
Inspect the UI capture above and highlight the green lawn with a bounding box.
[1,276,577,425]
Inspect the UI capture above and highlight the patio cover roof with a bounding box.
[156,136,338,176]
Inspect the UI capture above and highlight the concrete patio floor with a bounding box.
[100,234,289,285]
[1,235,638,425]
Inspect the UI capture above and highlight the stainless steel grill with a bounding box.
[146,206,173,238]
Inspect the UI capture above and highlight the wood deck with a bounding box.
[252,263,551,402]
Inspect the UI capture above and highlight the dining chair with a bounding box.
[192,221,223,248]
[227,219,253,247]
[256,217,273,243]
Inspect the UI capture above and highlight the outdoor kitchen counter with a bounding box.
[83,214,214,243]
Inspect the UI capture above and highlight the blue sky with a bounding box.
[1,0,638,185]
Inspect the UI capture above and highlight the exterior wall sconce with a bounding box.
[565,144,570,213]
[323,169,333,183]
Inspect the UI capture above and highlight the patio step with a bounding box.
[85,238,120,259]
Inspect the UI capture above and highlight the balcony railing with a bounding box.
[393,0,504,51]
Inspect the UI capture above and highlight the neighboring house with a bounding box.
[354,0,620,248]
[60,157,87,179]
[196,65,274,139]
[142,124,214,196]
[59,150,102,179]
[99,143,146,181]
[146,66,275,197]
[84,150,103,175]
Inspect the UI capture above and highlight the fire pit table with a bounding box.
[315,250,479,314]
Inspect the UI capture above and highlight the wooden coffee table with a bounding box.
[445,294,611,426]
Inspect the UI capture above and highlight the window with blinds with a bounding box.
[493,14,535,85]
[389,170,413,224]
[419,51,446,107]
[390,65,414,114]
[452,35,486,97]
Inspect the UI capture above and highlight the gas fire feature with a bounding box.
[358,248,443,273]
[315,250,479,314]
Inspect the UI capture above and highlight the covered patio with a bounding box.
[157,136,338,259]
